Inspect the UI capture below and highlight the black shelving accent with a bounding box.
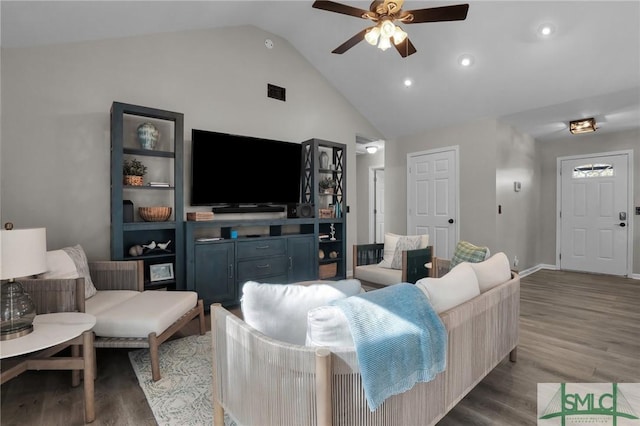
[301,139,347,280]
[123,148,175,158]
[111,102,184,291]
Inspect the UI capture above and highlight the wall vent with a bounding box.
[267,84,286,102]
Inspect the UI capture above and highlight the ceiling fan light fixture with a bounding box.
[380,20,396,38]
[569,117,597,134]
[378,35,392,51]
[393,26,407,45]
[365,26,381,46]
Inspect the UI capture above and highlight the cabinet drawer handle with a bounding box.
[228,264,233,279]
[255,245,270,250]
[256,264,271,269]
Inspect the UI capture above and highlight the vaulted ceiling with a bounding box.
[2,1,639,140]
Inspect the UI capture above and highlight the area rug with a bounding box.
[128,332,236,426]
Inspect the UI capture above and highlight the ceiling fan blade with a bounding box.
[394,37,417,57]
[312,1,371,19]
[401,4,469,23]
[332,28,368,54]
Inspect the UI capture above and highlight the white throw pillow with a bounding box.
[390,235,423,270]
[378,233,400,269]
[469,252,511,292]
[378,233,429,269]
[241,279,362,345]
[37,244,97,299]
[306,305,354,347]
[416,262,480,313]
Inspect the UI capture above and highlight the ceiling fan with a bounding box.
[312,0,469,57]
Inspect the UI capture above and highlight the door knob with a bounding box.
[619,222,626,227]
[448,219,454,224]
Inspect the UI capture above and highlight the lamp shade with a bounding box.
[1,227,48,280]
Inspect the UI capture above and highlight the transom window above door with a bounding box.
[572,163,614,178]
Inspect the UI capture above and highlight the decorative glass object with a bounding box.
[1,281,36,340]
[137,122,160,150]
[0,225,47,340]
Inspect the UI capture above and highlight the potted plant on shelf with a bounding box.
[123,158,147,186]
[319,177,336,194]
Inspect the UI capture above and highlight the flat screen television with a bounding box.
[191,129,302,207]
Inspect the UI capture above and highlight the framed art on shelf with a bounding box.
[149,263,174,282]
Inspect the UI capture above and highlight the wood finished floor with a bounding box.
[1,270,638,425]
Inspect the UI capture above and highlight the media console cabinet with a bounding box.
[185,217,345,308]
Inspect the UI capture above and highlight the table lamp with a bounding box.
[0,224,48,340]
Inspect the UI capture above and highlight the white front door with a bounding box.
[407,147,458,259]
[558,152,631,276]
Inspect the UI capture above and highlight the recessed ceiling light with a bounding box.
[537,23,556,37]
[365,146,378,154]
[404,78,413,87]
[458,54,474,67]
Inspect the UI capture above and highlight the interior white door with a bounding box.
[407,148,458,259]
[374,169,385,243]
[559,153,630,275]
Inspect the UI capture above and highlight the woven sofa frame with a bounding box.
[21,260,206,381]
[211,273,520,426]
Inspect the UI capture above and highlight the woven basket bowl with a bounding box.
[124,175,143,186]
[139,206,172,222]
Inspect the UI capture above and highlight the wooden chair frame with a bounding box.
[21,260,206,381]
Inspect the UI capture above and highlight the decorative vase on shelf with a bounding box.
[319,151,329,169]
[137,122,159,150]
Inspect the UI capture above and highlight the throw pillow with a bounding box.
[449,241,488,268]
[390,235,423,270]
[415,262,480,313]
[241,279,362,345]
[306,305,354,347]
[469,252,511,292]
[378,233,400,269]
[37,244,97,299]
[378,233,429,269]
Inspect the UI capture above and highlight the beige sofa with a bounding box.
[211,268,519,426]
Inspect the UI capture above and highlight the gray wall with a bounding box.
[0,26,383,273]
[536,128,639,274]
[495,123,540,271]
[385,118,500,255]
[381,118,638,274]
[355,149,384,245]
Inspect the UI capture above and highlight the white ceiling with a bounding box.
[2,1,639,141]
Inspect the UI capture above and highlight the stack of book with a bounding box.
[187,211,215,221]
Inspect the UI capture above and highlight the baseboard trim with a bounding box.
[518,263,640,280]
[517,264,557,278]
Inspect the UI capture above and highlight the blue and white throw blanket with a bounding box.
[332,283,447,411]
